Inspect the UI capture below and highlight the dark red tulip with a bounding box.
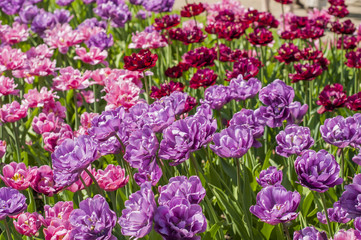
[190,68,217,89]
[316,83,347,114]
[153,14,180,31]
[180,3,205,17]
[150,81,185,99]
[289,63,323,82]
[123,49,158,72]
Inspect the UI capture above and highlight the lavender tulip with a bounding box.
[210,125,253,158]
[276,125,314,158]
[287,101,308,125]
[69,195,117,239]
[142,0,175,13]
[0,187,27,220]
[293,226,328,240]
[203,85,232,110]
[154,198,207,240]
[256,166,283,187]
[295,150,342,192]
[229,75,262,101]
[158,176,206,206]
[119,183,156,239]
[317,201,351,224]
[250,185,300,225]
[340,174,361,218]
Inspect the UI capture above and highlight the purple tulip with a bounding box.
[0,187,27,220]
[317,201,351,224]
[295,150,342,192]
[229,75,262,101]
[52,135,98,188]
[210,125,253,158]
[293,226,328,240]
[134,161,162,186]
[18,5,39,24]
[55,0,74,6]
[354,217,361,232]
[229,109,264,148]
[31,10,56,35]
[142,0,175,13]
[287,101,308,125]
[255,79,295,128]
[86,32,114,51]
[69,195,117,239]
[203,84,232,110]
[124,126,159,169]
[159,115,216,165]
[154,197,207,240]
[256,166,283,187]
[54,9,73,24]
[340,174,361,218]
[119,183,156,239]
[158,176,206,206]
[140,101,175,133]
[320,115,360,149]
[276,124,314,158]
[250,185,300,225]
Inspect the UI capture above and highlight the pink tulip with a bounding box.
[0,140,6,158]
[74,47,108,65]
[13,212,42,236]
[0,22,29,45]
[52,66,92,91]
[129,30,168,49]
[0,162,31,190]
[23,87,59,108]
[95,164,129,191]
[42,101,67,119]
[0,45,27,71]
[0,101,28,123]
[66,168,94,193]
[0,76,19,97]
[32,113,61,135]
[43,220,71,240]
[29,165,62,196]
[43,201,73,227]
[334,229,361,240]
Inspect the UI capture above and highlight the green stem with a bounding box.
[93,84,98,114]
[73,90,79,130]
[3,219,11,240]
[11,122,21,162]
[84,168,104,197]
[109,190,118,216]
[320,193,334,237]
[27,188,36,212]
[79,175,91,197]
[340,148,345,190]
[282,223,291,240]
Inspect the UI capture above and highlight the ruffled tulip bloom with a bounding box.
[346,92,361,111]
[0,101,28,123]
[294,150,343,192]
[86,32,113,51]
[169,26,207,45]
[355,217,361,232]
[159,115,217,165]
[23,87,59,109]
[333,229,361,240]
[13,212,42,236]
[274,43,300,64]
[255,79,295,128]
[0,76,19,97]
[316,83,347,114]
[124,127,159,170]
[337,35,357,50]
[210,125,253,158]
[158,176,206,206]
[181,3,205,17]
[53,67,92,91]
[289,63,323,82]
[331,19,356,35]
[74,47,107,65]
[203,85,232,110]
[95,164,128,191]
[29,165,61,197]
[165,62,190,78]
[124,49,158,72]
[293,226,328,240]
[190,68,217,89]
[226,57,262,80]
[129,30,168,49]
[69,195,117,239]
[248,27,273,46]
[256,166,283,187]
[0,140,6,159]
[142,0,175,13]
[43,221,71,240]
[43,201,73,227]
[229,109,264,147]
[150,81,185,99]
[287,101,308,125]
[153,14,180,30]
[182,47,216,69]
[317,201,351,224]
[0,187,27,220]
[250,185,300,225]
[32,113,60,135]
[52,135,98,188]
[0,22,29,45]
[276,125,314,158]
[229,75,262,101]
[119,183,156,239]
[340,174,361,218]
[345,49,361,69]
[320,115,359,148]
[0,162,31,190]
[154,198,207,240]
